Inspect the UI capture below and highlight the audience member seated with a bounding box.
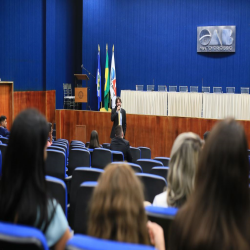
[0,109,71,250]
[203,130,210,141]
[47,122,53,147]
[110,125,133,162]
[0,115,10,138]
[88,130,101,149]
[88,163,165,250]
[153,132,203,208]
[169,119,250,250]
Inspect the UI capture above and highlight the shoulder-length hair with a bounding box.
[89,130,100,149]
[88,163,150,245]
[167,132,203,208]
[0,109,51,230]
[169,118,250,250]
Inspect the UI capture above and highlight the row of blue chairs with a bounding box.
[0,203,177,250]
[45,170,168,231]
[0,203,178,250]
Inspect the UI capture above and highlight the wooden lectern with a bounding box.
[74,74,89,109]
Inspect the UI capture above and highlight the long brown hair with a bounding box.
[89,130,100,149]
[169,119,250,250]
[88,163,150,245]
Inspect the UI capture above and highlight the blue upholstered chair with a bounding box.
[138,147,151,159]
[154,157,170,166]
[136,159,163,173]
[145,205,178,249]
[69,168,103,229]
[92,148,113,169]
[136,173,167,203]
[0,221,49,250]
[111,150,124,162]
[150,166,169,181]
[111,161,143,173]
[65,234,155,250]
[74,181,98,235]
[45,149,68,180]
[46,175,68,218]
[68,148,91,175]
[130,147,141,163]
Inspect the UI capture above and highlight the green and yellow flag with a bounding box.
[104,46,110,111]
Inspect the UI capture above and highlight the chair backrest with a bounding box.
[69,168,103,229]
[111,162,143,173]
[138,147,151,159]
[45,150,66,180]
[47,145,66,154]
[52,142,69,158]
[0,144,7,167]
[74,181,97,234]
[154,157,170,166]
[65,234,155,250]
[46,175,68,218]
[0,137,9,144]
[111,150,124,162]
[92,148,112,169]
[130,147,141,163]
[136,173,167,203]
[68,149,91,175]
[136,159,163,173]
[126,162,143,173]
[145,205,178,249]
[102,143,110,149]
[0,150,2,176]
[0,221,49,250]
[150,167,169,181]
[56,138,69,145]
[71,140,85,145]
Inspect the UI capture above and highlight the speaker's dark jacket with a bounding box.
[110,107,126,139]
[110,137,133,162]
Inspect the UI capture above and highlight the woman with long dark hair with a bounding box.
[169,119,250,250]
[0,109,71,250]
[88,130,101,149]
[88,163,165,250]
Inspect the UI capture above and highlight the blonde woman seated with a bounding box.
[88,163,165,250]
[153,132,203,208]
[169,119,250,250]
[88,130,101,149]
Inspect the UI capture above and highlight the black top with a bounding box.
[110,137,133,162]
[110,107,126,139]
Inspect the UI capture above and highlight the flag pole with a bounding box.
[109,44,115,109]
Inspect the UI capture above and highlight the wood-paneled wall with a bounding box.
[55,110,250,158]
[14,90,56,123]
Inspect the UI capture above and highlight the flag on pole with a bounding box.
[110,45,116,109]
[104,44,110,111]
[96,45,101,110]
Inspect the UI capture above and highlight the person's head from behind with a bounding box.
[203,131,210,141]
[0,109,49,226]
[167,132,203,207]
[170,119,250,250]
[88,163,149,244]
[115,125,123,138]
[89,130,100,148]
[196,118,249,212]
[0,115,7,128]
[48,122,52,134]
